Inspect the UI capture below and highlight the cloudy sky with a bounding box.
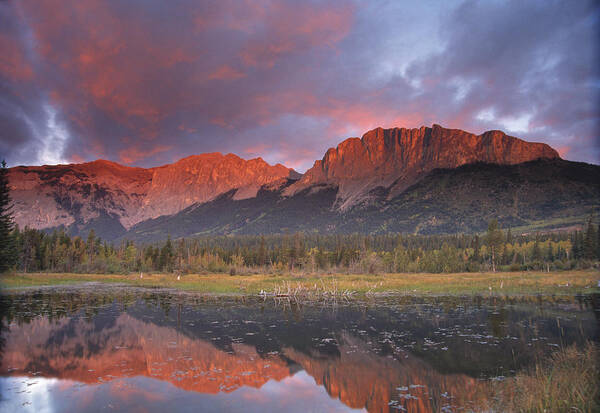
[1,0,598,171]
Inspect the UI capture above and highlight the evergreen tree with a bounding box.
[545,244,554,262]
[159,236,175,271]
[571,231,582,259]
[486,220,503,272]
[532,239,542,262]
[86,229,97,269]
[257,236,267,266]
[471,235,480,262]
[597,224,600,260]
[0,160,17,272]
[500,244,511,266]
[583,217,597,260]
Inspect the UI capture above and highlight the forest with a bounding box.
[5,219,600,275]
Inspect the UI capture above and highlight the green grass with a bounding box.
[489,342,599,412]
[506,214,593,234]
[1,270,598,296]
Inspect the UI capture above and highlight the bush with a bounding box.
[509,263,522,272]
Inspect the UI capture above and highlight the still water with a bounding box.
[0,285,597,412]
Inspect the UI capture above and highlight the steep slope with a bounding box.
[349,159,599,234]
[8,154,297,238]
[131,153,298,223]
[122,179,339,243]
[122,159,599,242]
[287,124,559,209]
[8,124,588,242]
[8,160,153,239]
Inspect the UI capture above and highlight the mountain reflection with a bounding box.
[0,290,597,412]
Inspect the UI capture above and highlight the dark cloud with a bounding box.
[0,0,598,170]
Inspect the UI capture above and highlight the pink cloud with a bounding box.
[244,143,270,155]
[118,145,172,164]
[240,2,354,67]
[208,65,246,81]
[557,146,570,158]
[0,34,34,81]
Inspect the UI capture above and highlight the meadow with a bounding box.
[2,270,598,296]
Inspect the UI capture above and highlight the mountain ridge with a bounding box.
[286,124,560,209]
[8,152,298,234]
[121,159,599,243]
[7,124,590,242]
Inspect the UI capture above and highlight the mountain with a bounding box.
[8,153,297,240]
[7,124,597,242]
[286,124,559,209]
[122,159,599,242]
[8,160,152,239]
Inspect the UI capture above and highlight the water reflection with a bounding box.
[0,287,597,412]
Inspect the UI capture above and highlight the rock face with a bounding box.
[8,124,563,237]
[286,124,560,209]
[122,159,599,242]
[131,153,297,224]
[8,154,297,232]
[8,160,153,231]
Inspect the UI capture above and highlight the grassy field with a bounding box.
[1,270,598,296]
[486,342,599,412]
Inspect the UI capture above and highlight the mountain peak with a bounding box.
[8,151,296,232]
[286,124,560,209]
[7,123,563,237]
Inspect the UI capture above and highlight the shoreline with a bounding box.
[1,270,598,297]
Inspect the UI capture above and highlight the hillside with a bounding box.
[8,154,297,240]
[121,159,599,243]
[286,124,559,209]
[7,124,596,242]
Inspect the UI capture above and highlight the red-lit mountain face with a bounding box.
[286,124,559,208]
[8,153,297,235]
[8,124,575,240]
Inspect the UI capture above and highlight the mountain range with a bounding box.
[7,124,599,242]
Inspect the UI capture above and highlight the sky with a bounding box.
[0,0,598,172]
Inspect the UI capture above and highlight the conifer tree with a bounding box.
[471,235,480,262]
[486,220,503,272]
[257,236,267,266]
[160,236,175,271]
[545,244,554,262]
[0,160,16,272]
[532,239,542,262]
[583,217,597,260]
[597,224,600,260]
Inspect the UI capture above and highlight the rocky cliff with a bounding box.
[8,153,297,233]
[286,124,560,209]
[7,124,567,238]
[122,159,599,242]
[8,160,153,231]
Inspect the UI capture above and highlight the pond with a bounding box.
[0,285,598,412]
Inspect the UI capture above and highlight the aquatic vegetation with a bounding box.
[488,342,599,413]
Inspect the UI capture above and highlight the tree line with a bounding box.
[1,162,599,275]
[3,220,598,275]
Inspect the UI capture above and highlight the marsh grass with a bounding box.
[489,342,599,413]
[1,270,598,296]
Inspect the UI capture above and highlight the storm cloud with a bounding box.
[0,0,598,171]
